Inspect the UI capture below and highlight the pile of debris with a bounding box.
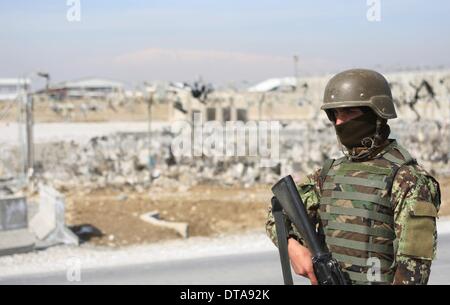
[33,132,284,191]
[15,119,446,192]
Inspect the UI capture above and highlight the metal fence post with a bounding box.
[26,92,34,179]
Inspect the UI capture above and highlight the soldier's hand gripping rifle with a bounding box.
[271,175,348,285]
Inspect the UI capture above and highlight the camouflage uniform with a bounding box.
[266,69,441,285]
[266,140,441,284]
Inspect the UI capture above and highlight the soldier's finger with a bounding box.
[295,267,307,277]
[308,271,318,285]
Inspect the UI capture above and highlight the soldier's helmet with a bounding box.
[321,69,396,122]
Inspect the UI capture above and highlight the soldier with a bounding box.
[266,69,441,285]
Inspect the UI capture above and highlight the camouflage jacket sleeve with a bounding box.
[391,164,441,285]
[265,169,322,248]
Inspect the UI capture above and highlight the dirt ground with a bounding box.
[0,99,170,123]
[65,184,272,247]
[64,176,449,248]
[32,99,170,123]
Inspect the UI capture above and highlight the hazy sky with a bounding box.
[1,0,449,87]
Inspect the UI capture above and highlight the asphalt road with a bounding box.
[1,234,449,285]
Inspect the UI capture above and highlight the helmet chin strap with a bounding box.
[340,118,385,161]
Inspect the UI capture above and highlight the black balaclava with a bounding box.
[333,108,390,159]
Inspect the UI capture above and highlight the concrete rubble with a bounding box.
[0,119,444,193]
[29,185,79,249]
[140,211,189,239]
